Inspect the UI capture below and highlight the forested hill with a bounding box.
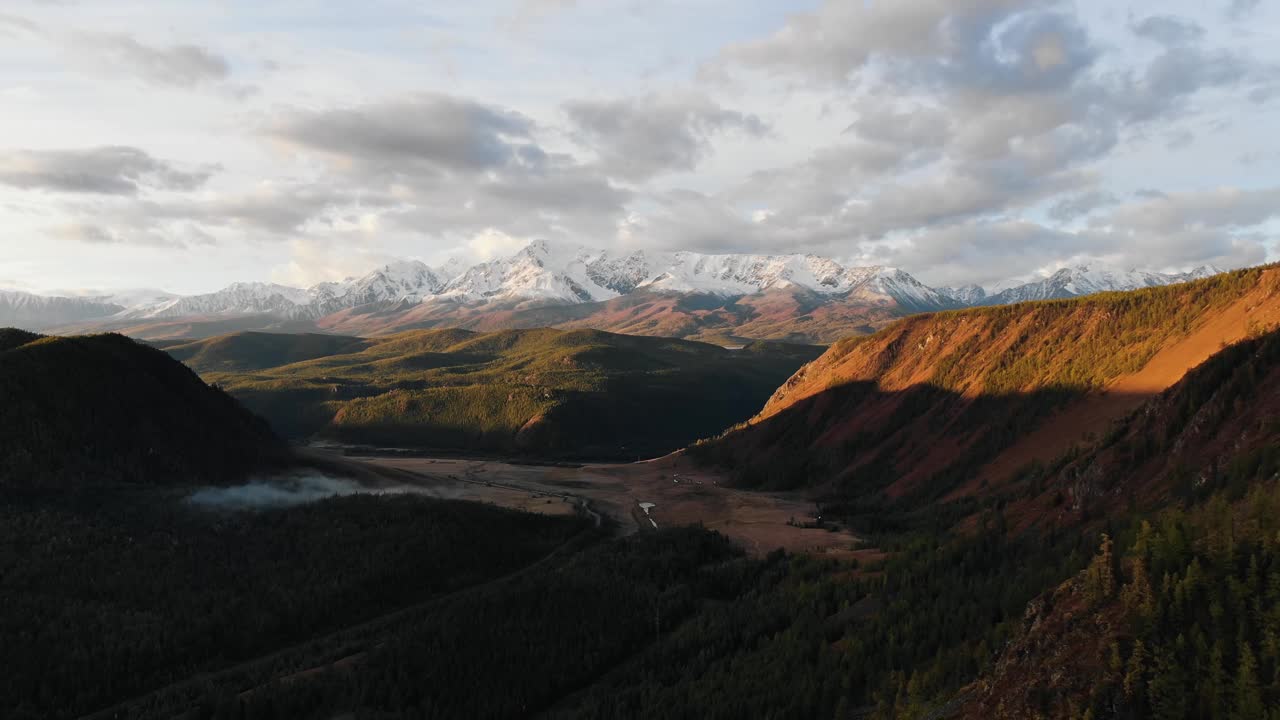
[0,330,285,489]
[167,327,822,459]
[958,326,1280,718]
[691,264,1280,503]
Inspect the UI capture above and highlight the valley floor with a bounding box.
[306,447,864,558]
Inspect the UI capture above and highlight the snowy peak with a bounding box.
[636,252,832,295]
[3,244,1238,333]
[126,282,315,320]
[628,252,950,310]
[857,267,957,311]
[586,250,652,295]
[939,285,988,305]
[0,290,124,328]
[981,263,1229,305]
[441,242,619,304]
[330,260,445,306]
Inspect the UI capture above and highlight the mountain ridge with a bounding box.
[690,263,1280,501]
[5,242,1244,343]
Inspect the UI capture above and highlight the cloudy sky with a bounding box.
[1,0,1278,294]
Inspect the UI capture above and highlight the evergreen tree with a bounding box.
[1234,645,1264,720]
[1148,638,1187,720]
[1124,639,1149,709]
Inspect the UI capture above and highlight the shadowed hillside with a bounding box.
[171,327,823,459]
[0,330,285,489]
[958,326,1280,718]
[158,331,372,372]
[692,264,1280,505]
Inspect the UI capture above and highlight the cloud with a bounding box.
[844,104,951,148]
[689,0,1280,274]
[0,13,38,36]
[267,94,542,178]
[714,0,1094,90]
[0,146,217,194]
[7,2,1277,292]
[1226,0,1262,20]
[50,222,125,244]
[266,94,630,243]
[1131,16,1206,47]
[1047,190,1119,222]
[1094,186,1280,235]
[71,32,230,88]
[564,93,768,181]
[887,219,1103,286]
[34,93,632,253]
[509,0,578,27]
[900,187,1280,286]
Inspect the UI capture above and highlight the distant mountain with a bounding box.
[121,282,316,320]
[978,264,1224,305]
[427,241,956,310]
[61,288,180,308]
[0,290,123,328]
[311,260,449,315]
[10,243,1238,343]
[937,284,988,305]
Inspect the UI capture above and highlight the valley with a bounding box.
[159,327,821,459]
[6,264,1280,719]
[312,448,863,557]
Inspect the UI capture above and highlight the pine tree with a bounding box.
[1204,639,1228,718]
[1085,534,1117,605]
[1148,639,1187,720]
[1121,559,1155,621]
[1234,645,1264,720]
[1124,639,1148,708]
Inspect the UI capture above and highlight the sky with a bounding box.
[1,0,1279,295]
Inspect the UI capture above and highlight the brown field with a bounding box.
[312,449,863,558]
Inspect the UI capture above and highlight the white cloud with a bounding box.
[1,0,1278,293]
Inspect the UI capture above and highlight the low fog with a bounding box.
[186,472,433,510]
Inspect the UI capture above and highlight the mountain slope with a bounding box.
[174,328,822,458]
[0,290,123,328]
[981,264,1223,305]
[0,330,284,489]
[690,265,1280,506]
[122,282,317,320]
[159,331,372,372]
[23,242,1237,344]
[959,327,1280,718]
[315,286,906,344]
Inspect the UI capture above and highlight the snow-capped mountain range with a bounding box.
[942,264,1225,306]
[0,241,1233,335]
[98,240,959,322]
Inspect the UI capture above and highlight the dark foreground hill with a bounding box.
[165,327,822,459]
[0,330,285,489]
